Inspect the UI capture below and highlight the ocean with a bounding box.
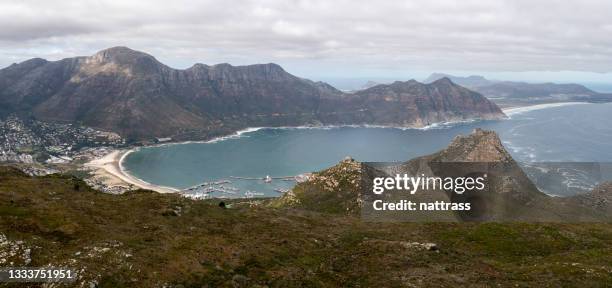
[122,102,612,197]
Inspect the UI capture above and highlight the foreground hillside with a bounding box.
[1,168,611,287]
[0,47,504,140]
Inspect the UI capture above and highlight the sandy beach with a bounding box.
[85,149,178,193]
[502,102,587,116]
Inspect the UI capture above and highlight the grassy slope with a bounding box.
[1,167,611,287]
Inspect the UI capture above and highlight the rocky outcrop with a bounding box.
[0,151,34,163]
[426,128,514,162]
[272,156,362,214]
[0,47,505,140]
[570,182,612,214]
[279,129,612,221]
[0,233,32,266]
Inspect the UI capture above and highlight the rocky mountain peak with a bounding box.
[89,46,160,68]
[434,129,513,162]
[385,78,458,91]
[94,46,149,58]
[430,77,455,86]
[247,63,288,77]
[425,73,494,88]
[424,73,451,83]
[389,79,421,87]
[189,63,209,69]
[14,58,48,68]
[272,155,363,214]
[361,80,380,90]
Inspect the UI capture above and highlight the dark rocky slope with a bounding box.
[0,47,505,140]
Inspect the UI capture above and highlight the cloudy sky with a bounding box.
[1,0,611,87]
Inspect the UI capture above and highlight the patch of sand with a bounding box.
[85,150,177,193]
[502,102,587,117]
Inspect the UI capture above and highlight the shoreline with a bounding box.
[89,121,481,194]
[501,102,588,117]
[92,101,592,194]
[85,149,178,193]
[138,118,496,149]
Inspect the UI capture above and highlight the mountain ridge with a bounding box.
[0,47,505,141]
[425,73,494,88]
[424,73,612,105]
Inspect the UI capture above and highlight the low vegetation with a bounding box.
[1,166,611,287]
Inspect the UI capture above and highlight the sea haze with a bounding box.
[583,82,612,93]
[122,103,612,197]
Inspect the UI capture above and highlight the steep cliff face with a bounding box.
[0,47,214,139]
[0,47,505,140]
[351,79,504,127]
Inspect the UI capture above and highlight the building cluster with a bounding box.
[0,115,125,164]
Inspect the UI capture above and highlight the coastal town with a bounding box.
[0,115,125,163]
[0,115,311,196]
[0,115,132,192]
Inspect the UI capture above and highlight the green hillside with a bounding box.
[1,166,611,287]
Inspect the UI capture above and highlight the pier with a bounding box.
[229,173,311,183]
[180,173,311,199]
[229,175,296,180]
[181,179,240,196]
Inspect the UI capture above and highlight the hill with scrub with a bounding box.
[3,129,612,286]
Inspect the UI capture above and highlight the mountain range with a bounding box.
[425,73,612,105]
[0,47,504,141]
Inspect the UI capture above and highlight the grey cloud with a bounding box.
[1,0,612,76]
